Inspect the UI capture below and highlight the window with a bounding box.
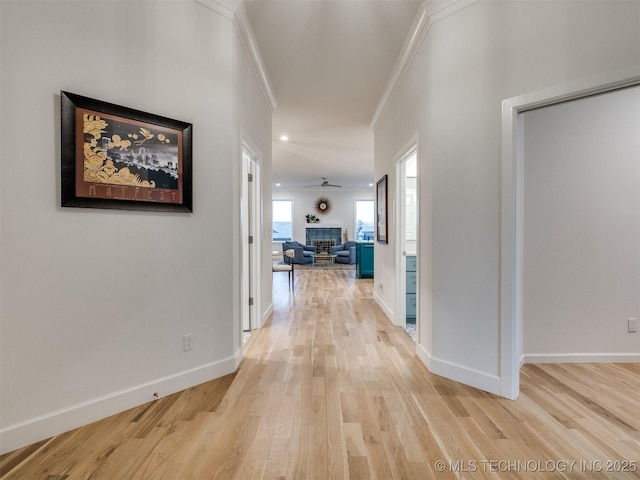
[272,199,293,242]
[355,199,374,241]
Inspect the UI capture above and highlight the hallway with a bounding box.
[2,270,639,479]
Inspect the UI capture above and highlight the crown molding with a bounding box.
[233,3,279,111]
[194,0,235,19]
[194,0,278,111]
[370,0,478,131]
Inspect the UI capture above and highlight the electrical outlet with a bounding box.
[628,318,637,333]
[183,333,194,351]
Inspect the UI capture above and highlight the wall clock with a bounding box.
[314,196,332,215]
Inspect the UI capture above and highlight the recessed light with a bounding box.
[275,182,281,186]
[279,135,289,142]
[369,183,374,187]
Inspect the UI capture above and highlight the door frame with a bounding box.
[241,139,263,338]
[500,65,640,399]
[394,137,419,330]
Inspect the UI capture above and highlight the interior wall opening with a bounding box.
[396,145,418,341]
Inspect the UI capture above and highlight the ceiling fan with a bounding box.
[304,177,342,188]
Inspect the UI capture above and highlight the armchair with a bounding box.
[330,240,357,264]
[282,240,317,264]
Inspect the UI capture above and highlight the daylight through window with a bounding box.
[272,199,293,242]
[355,200,374,241]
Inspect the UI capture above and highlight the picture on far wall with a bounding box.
[60,91,193,212]
[376,174,388,244]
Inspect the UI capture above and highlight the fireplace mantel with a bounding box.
[305,224,342,229]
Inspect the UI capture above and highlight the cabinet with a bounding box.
[356,242,374,278]
[406,255,416,322]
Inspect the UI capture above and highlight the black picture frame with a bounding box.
[61,91,193,212]
[376,174,388,244]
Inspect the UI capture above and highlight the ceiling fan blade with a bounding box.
[304,178,341,188]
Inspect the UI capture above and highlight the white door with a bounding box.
[242,148,261,335]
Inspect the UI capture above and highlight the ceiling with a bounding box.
[242,0,424,190]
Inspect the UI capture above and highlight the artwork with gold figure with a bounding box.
[61,91,193,212]
[82,113,177,189]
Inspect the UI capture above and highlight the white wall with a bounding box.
[522,86,640,361]
[0,0,271,453]
[232,17,274,326]
[272,189,374,248]
[374,0,640,395]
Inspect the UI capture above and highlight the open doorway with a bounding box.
[521,85,640,362]
[396,145,418,341]
[501,68,640,399]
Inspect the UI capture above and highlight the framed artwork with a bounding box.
[376,174,388,244]
[314,196,332,215]
[61,91,193,212]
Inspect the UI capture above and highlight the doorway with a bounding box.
[501,67,640,399]
[521,85,640,361]
[242,145,262,343]
[396,144,418,341]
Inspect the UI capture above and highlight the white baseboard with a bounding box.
[262,303,274,327]
[0,356,238,455]
[415,342,502,396]
[373,291,394,322]
[234,347,244,369]
[429,355,502,396]
[416,343,432,370]
[523,353,640,364]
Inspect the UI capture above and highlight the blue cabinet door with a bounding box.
[406,255,417,272]
[406,271,417,294]
[406,294,416,319]
[406,255,417,321]
[356,242,374,278]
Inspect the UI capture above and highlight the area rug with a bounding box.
[276,261,355,271]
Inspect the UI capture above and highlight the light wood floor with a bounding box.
[2,269,639,479]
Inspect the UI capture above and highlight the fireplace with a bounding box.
[305,226,342,247]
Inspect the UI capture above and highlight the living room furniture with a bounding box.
[282,241,317,264]
[311,253,337,265]
[406,255,416,322]
[330,240,356,264]
[273,249,296,288]
[356,241,374,278]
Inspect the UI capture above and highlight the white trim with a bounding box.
[394,171,406,328]
[195,0,278,110]
[241,140,264,336]
[430,355,502,396]
[305,224,343,229]
[234,347,244,368]
[373,291,394,322]
[262,303,274,325]
[524,353,640,364]
[416,343,432,371]
[500,64,640,401]
[194,0,235,19]
[394,137,419,328]
[0,356,239,455]
[370,0,478,130]
[233,3,278,111]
